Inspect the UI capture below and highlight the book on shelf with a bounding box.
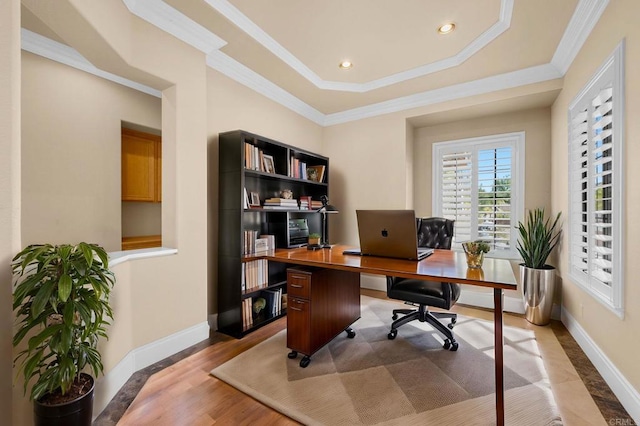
[259,234,276,251]
[263,197,299,210]
[299,195,312,210]
[244,230,265,255]
[254,237,269,253]
[243,297,253,328]
[243,188,250,209]
[290,157,308,179]
[260,288,282,318]
[244,142,274,173]
[310,200,323,210]
[242,259,268,293]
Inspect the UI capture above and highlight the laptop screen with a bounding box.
[354,210,432,260]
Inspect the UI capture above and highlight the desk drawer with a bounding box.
[287,269,311,299]
[287,297,310,353]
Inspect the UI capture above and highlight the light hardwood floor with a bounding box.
[114,290,615,425]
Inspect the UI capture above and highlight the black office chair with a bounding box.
[386,217,460,351]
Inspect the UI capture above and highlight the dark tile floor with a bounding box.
[550,321,635,425]
[95,321,634,425]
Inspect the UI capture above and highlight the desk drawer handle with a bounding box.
[289,306,303,311]
[290,274,308,280]
[290,284,303,288]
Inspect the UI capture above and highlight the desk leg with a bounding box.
[494,288,505,426]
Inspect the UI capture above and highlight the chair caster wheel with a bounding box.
[300,356,310,368]
[346,328,356,338]
[443,340,459,351]
[388,330,397,340]
[448,318,457,329]
[392,314,398,320]
[288,351,298,359]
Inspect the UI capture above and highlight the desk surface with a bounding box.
[264,244,517,291]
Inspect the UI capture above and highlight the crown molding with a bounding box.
[22,0,607,127]
[206,50,325,125]
[324,63,563,126]
[551,0,610,75]
[123,0,226,54]
[21,28,161,98]
[204,0,514,93]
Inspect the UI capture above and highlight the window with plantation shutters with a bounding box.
[568,42,624,315]
[433,132,524,259]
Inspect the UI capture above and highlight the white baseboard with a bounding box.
[562,309,640,423]
[92,321,210,419]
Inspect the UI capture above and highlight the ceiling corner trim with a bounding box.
[21,29,161,97]
[123,0,227,54]
[203,0,514,93]
[206,51,326,126]
[551,0,610,75]
[323,63,563,126]
[203,0,323,87]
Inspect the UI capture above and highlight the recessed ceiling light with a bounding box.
[339,61,353,70]
[438,23,456,34]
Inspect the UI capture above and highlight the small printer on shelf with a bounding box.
[288,218,309,247]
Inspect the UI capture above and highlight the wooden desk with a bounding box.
[266,245,517,426]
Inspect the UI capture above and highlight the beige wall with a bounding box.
[1,0,20,421]
[206,67,324,316]
[414,107,552,217]
[21,52,161,251]
[121,202,162,238]
[16,0,209,423]
[551,0,640,393]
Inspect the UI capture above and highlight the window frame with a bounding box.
[567,41,625,317]
[432,131,525,259]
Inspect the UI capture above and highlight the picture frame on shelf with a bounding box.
[307,165,326,182]
[250,192,261,207]
[263,155,275,174]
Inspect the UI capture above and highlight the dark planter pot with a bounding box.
[33,374,94,426]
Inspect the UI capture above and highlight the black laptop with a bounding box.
[343,210,433,261]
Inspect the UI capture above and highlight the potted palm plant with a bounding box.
[12,242,115,425]
[516,209,562,325]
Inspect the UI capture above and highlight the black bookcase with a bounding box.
[217,130,330,337]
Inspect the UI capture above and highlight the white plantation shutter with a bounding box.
[477,147,513,250]
[441,151,472,243]
[433,133,524,258]
[568,42,624,315]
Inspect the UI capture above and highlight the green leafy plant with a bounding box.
[308,233,321,239]
[12,242,115,402]
[461,240,491,254]
[516,208,562,269]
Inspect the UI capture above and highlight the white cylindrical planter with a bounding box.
[520,265,556,325]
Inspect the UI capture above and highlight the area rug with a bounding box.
[211,296,562,425]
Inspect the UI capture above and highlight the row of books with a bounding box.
[259,196,324,211]
[263,197,299,210]
[244,142,275,173]
[290,157,308,179]
[243,230,275,255]
[242,289,287,329]
[243,142,327,184]
[241,259,268,293]
[289,159,327,183]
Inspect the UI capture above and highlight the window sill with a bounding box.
[109,247,178,267]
